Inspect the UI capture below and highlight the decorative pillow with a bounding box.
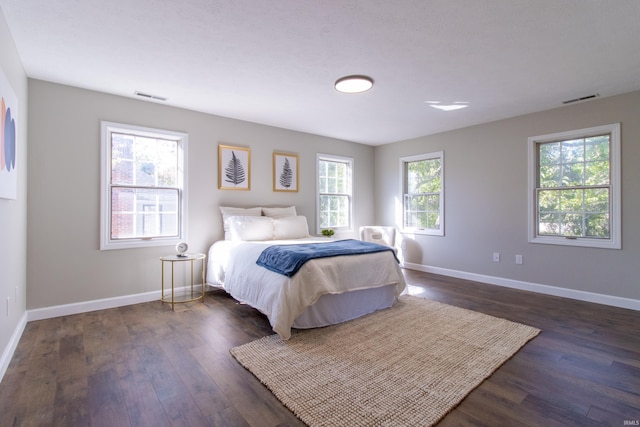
[273,216,310,240]
[220,206,262,239]
[262,206,297,218]
[228,216,274,241]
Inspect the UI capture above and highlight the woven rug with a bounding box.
[230,295,540,427]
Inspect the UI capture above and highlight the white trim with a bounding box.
[27,284,206,322]
[402,262,639,311]
[527,123,621,249]
[0,312,27,383]
[28,290,161,321]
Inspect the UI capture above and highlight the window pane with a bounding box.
[585,135,609,161]
[404,194,440,229]
[561,213,583,237]
[537,188,610,239]
[585,213,609,238]
[561,139,584,163]
[561,162,584,186]
[111,133,134,185]
[560,189,582,212]
[584,188,609,212]
[539,165,561,188]
[539,142,560,165]
[407,158,441,193]
[111,187,179,239]
[319,195,349,228]
[584,161,609,186]
[538,212,560,235]
[112,133,179,188]
[538,190,559,212]
[157,139,177,186]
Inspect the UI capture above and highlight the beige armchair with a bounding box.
[359,226,397,252]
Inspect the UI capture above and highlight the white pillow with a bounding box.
[273,216,310,240]
[228,216,274,241]
[262,206,297,218]
[220,206,262,239]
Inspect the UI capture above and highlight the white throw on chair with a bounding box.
[359,226,397,252]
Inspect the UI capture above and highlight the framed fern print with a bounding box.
[273,152,298,192]
[218,144,251,190]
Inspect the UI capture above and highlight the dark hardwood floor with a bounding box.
[1,269,638,426]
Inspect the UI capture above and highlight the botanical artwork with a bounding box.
[273,152,298,192]
[0,66,18,200]
[219,144,250,190]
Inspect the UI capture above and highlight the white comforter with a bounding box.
[206,238,406,339]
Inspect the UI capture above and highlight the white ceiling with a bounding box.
[2,1,639,145]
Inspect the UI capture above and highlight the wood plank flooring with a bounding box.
[1,269,638,426]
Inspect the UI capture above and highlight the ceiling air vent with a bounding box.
[134,91,167,101]
[562,93,599,105]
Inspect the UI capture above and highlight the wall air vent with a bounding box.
[562,93,599,105]
[134,91,167,101]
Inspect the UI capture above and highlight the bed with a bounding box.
[206,206,406,339]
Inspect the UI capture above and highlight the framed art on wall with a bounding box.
[273,151,298,192]
[0,65,18,200]
[219,144,250,190]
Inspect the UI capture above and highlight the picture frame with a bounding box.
[218,144,251,190]
[273,152,298,192]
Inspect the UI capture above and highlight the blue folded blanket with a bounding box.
[256,239,397,277]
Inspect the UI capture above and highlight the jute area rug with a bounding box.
[230,295,540,427]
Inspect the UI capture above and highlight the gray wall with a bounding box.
[27,80,375,310]
[0,10,28,374]
[375,91,640,302]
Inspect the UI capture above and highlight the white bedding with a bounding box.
[206,238,406,339]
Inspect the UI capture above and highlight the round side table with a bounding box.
[160,253,206,310]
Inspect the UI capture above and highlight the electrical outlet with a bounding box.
[515,254,523,265]
[493,252,500,263]
[6,297,9,316]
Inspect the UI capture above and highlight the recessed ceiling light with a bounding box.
[426,101,469,111]
[335,75,374,94]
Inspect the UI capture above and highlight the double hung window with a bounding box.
[317,154,353,232]
[528,123,620,249]
[100,121,187,250]
[401,151,444,236]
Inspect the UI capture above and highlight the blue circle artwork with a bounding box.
[4,107,16,172]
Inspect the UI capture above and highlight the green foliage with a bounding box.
[321,228,335,237]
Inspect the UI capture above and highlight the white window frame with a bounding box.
[100,121,188,250]
[527,123,621,249]
[316,153,353,233]
[400,151,444,236]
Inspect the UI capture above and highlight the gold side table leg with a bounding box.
[201,257,206,303]
[190,259,194,297]
[161,260,165,306]
[171,262,175,311]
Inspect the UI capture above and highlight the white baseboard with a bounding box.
[27,290,162,322]
[402,262,640,311]
[0,311,27,383]
[27,284,208,322]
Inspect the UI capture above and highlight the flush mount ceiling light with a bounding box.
[334,75,374,94]
[426,101,469,111]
